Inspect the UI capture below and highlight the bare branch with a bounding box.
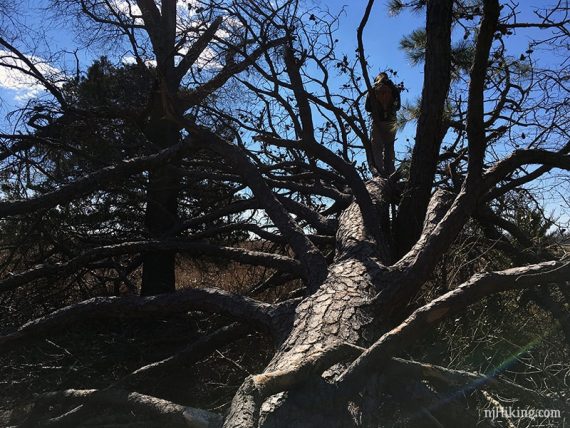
[174,16,223,83]
[0,35,67,106]
[465,0,500,182]
[115,323,253,390]
[356,0,375,93]
[484,147,570,190]
[186,125,328,291]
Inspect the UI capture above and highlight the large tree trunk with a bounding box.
[224,183,393,428]
[141,116,181,296]
[257,261,382,428]
[221,177,471,427]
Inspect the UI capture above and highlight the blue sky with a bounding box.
[324,1,425,95]
[1,0,567,225]
[0,0,541,129]
[0,1,425,125]
[0,1,554,110]
[321,0,426,156]
[0,0,429,177]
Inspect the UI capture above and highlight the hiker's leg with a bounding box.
[370,121,385,175]
[377,120,396,176]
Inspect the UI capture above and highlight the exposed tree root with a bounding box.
[20,389,222,428]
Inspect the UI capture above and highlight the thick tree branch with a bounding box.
[0,287,276,352]
[30,388,220,428]
[223,342,363,428]
[135,0,162,56]
[394,0,453,256]
[174,16,223,84]
[180,36,288,108]
[466,0,500,182]
[337,259,570,394]
[484,147,570,190]
[0,240,302,294]
[393,0,501,292]
[0,141,194,218]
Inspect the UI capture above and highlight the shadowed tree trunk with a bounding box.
[141,115,181,296]
[394,0,453,257]
[138,1,182,296]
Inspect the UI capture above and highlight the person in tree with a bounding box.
[365,72,401,176]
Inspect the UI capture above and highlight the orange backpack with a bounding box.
[373,79,394,119]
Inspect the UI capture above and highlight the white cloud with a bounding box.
[120,55,157,68]
[111,0,143,25]
[12,87,43,102]
[177,0,199,19]
[110,1,197,25]
[0,50,62,102]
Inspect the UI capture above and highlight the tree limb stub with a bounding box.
[222,342,364,428]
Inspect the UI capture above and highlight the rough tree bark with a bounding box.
[223,179,399,428]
